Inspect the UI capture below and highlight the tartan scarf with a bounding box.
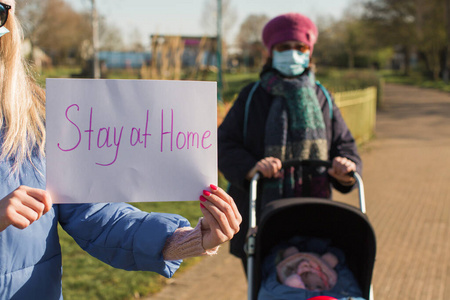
[259,69,329,205]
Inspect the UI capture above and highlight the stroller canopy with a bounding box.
[252,197,376,300]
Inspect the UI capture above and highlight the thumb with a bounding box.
[200,204,212,231]
[327,167,336,177]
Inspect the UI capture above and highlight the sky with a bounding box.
[69,0,355,48]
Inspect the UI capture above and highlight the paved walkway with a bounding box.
[148,84,450,299]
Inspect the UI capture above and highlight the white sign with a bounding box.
[46,79,217,204]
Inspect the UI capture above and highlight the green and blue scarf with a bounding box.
[260,69,330,204]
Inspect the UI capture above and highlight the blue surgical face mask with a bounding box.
[272,49,310,77]
[0,26,9,37]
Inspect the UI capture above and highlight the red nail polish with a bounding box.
[210,184,218,190]
[199,195,207,202]
[203,190,211,196]
[200,203,205,208]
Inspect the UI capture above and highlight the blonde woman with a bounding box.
[0,1,241,299]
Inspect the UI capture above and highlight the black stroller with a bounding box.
[246,160,376,300]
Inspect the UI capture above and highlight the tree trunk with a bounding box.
[404,46,411,76]
[444,0,450,82]
[348,51,355,69]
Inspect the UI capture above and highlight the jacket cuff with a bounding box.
[163,218,219,261]
[133,212,190,278]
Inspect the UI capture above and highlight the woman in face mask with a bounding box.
[217,12,362,271]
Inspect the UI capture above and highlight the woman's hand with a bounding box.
[0,186,52,232]
[327,156,356,186]
[198,185,242,250]
[246,156,282,180]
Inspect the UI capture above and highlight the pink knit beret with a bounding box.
[262,13,318,54]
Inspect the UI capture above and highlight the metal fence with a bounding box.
[334,86,378,145]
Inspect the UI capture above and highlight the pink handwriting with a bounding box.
[57,104,81,152]
[57,105,212,166]
[130,110,152,147]
[160,109,212,152]
[95,126,123,166]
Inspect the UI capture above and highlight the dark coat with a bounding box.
[218,81,362,262]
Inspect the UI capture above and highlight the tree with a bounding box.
[444,0,450,81]
[98,16,125,52]
[313,16,340,67]
[15,0,49,61]
[414,0,447,80]
[314,14,373,69]
[363,0,450,79]
[16,0,48,39]
[236,14,269,69]
[17,0,127,67]
[236,14,269,46]
[32,0,91,64]
[340,17,369,69]
[126,28,145,52]
[363,0,417,75]
[200,0,237,42]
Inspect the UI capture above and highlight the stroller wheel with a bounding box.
[307,297,338,300]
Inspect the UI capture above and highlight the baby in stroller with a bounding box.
[277,246,338,292]
[258,236,366,300]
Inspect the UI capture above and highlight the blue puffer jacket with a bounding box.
[0,152,189,300]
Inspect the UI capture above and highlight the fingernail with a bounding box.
[200,203,205,208]
[210,184,218,190]
[203,190,211,196]
[199,195,207,202]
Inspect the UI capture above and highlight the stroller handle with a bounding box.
[281,159,364,211]
[249,159,366,221]
[282,159,332,169]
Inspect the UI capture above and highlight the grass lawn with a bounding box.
[379,70,450,93]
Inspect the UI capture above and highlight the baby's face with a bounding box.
[300,272,326,291]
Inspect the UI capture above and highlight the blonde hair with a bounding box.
[0,9,46,173]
